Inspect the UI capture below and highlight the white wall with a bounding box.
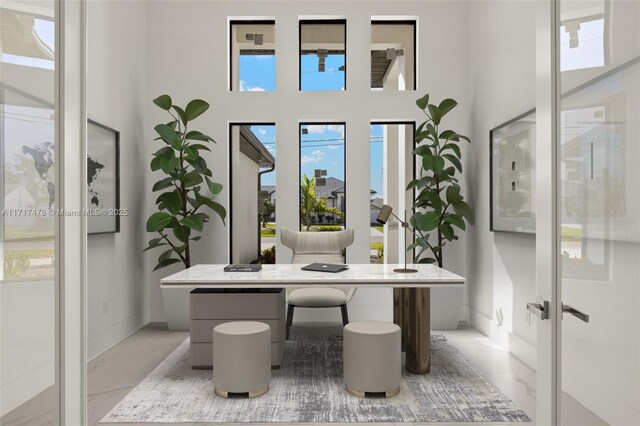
[230,127,260,264]
[145,0,471,324]
[87,0,149,360]
[466,0,538,367]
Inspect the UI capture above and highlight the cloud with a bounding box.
[328,125,345,137]
[239,80,266,92]
[305,125,327,134]
[327,145,338,150]
[258,128,267,135]
[301,149,325,165]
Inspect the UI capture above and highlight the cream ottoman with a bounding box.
[343,321,401,398]
[213,321,271,398]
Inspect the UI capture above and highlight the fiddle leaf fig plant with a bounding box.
[144,95,226,271]
[407,94,473,267]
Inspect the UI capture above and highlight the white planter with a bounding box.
[430,287,463,330]
[161,286,194,331]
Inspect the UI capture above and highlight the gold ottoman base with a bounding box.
[345,385,400,398]
[214,385,269,398]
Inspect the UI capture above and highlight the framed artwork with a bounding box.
[490,109,536,234]
[87,119,120,234]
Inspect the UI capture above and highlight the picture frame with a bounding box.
[87,119,120,234]
[489,109,536,234]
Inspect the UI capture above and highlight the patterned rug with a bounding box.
[101,335,531,423]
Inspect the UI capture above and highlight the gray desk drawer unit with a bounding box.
[190,288,286,369]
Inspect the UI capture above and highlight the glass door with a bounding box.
[557,0,640,424]
[0,1,58,424]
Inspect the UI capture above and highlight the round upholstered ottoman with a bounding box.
[343,321,401,398]
[213,321,271,398]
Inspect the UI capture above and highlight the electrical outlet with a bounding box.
[102,301,109,315]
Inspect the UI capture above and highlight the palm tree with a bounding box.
[300,174,316,231]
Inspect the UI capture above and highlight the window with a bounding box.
[559,0,607,72]
[371,21,416,90]
[370,122,415,264]
[229,124,276,263]
[299,20,346,91]
[299,123,345,231]
[230,21,275,91]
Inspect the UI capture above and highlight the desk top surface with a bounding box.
[161,264,465,288]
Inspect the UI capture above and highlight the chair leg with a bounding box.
[340,304,349,326]
[286,304,295,340]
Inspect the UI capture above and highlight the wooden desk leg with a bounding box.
[393,289,405,351]
[404,288,430,374]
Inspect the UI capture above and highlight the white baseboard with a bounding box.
[469,306,492,337]
[88,307,150,361]
[0,359,54,416]
[508,331,537,371]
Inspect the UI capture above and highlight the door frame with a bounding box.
[535,0,561,424]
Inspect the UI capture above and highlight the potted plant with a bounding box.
[407,93,473,328]
[145,94,226,329]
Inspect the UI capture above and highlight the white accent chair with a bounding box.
[280,227,356,339]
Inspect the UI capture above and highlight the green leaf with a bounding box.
[415,131,432,144]
[443,153,462,172]
[186,131,215,143]
[438,98,457,117]
[205,177,223,196]
[197,197,226,223]
[183,146,198,160]
[442,143,462,158]
[143,238,167,252]
[153,146,174,158]
[154,124,181,149]
[189,143,211,152]
[186,157,208,175]
[167,120,178,131]
[159,156,180,174]
[184,99,209,121]
[413,145,433,157]
[156,191,182,215]
[152,177,175,192]
[172,105,188,125]
[406,176,430,191]
[191,236,202,241]
[173,225,191,243]
[415,121,426,135]
[444,214,466,230]
[446,185,463,204]
[439,222,455,240]
[453,200,474,224]
[424,190,444,213]
[416,211,440,232]
[153,95,172,110]
[150,156,162,171]
[146,212,172,232]
[153,258,182,271]
[416,94,429,110]
[181,215,204,232]
[439,130,460,142]
[183,170,203,188]
[428,104,442,125]
[417,257,437,264]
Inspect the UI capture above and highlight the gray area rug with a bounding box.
[101,335,531,423]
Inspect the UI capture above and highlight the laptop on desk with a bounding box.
[301,263,349,273]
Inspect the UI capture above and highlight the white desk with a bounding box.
[161,263,465,374]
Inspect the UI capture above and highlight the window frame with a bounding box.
[370,20,417,91]
[298,121,347,231]
[229,20,276,92]
[298,19,347,92]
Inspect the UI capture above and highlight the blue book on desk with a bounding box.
[224,264,262,272]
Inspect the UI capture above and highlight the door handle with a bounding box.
[527,301,550,320]
[562,304,590,323]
